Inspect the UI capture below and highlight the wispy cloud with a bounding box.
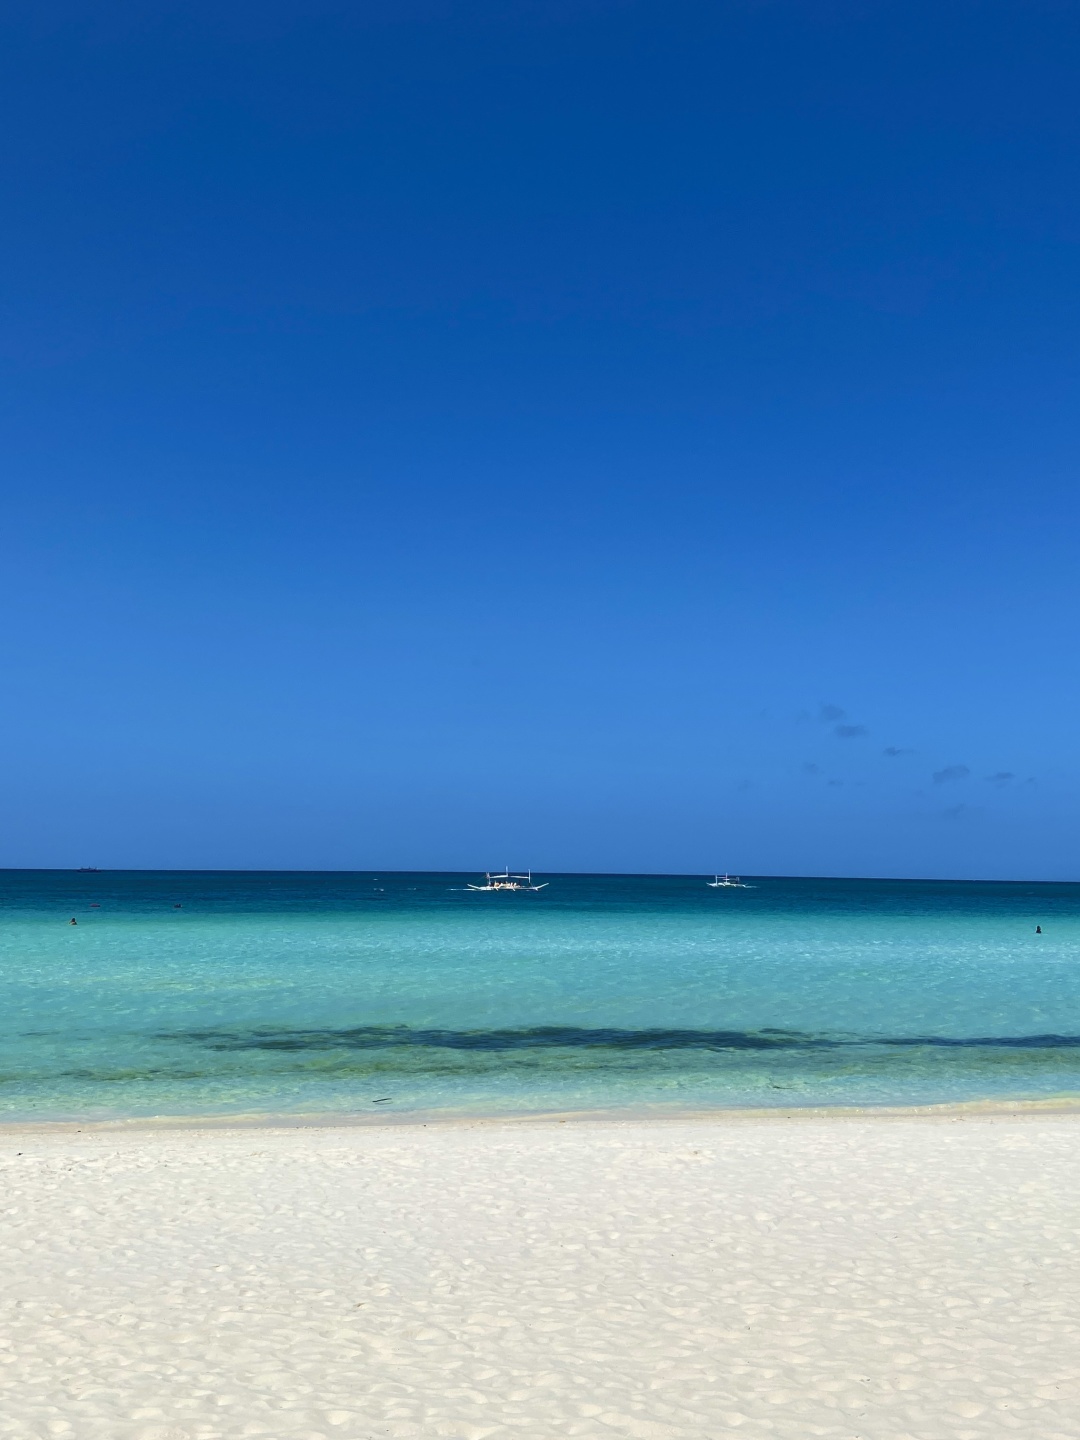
[940,803,972,819]
[834,724,867,739]
[827,779,844,787]
[883,746,914,757]
[933,765,970,785]
[819,704,846,722]
[985,771,1015,785]
[802,762,820,775]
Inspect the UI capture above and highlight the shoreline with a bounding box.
[5,1088,1080,1136]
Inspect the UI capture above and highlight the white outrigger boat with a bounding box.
[707,874,751,888]
[467,870,549,892]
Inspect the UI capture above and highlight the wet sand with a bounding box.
[2,1111,1078,1438]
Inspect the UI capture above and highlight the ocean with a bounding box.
[2,870,1079,1122]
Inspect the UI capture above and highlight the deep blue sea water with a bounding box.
[2,870,1079,1121]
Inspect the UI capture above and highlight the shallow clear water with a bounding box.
[2,870,1079,1120]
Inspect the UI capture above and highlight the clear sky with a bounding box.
[2,0,1078,878]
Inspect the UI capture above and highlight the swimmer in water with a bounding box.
[1036,925,1042,934]
[69,918,77,925]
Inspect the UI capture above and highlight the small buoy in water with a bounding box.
[173,903,182,909]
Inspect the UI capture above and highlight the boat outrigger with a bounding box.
[707,874,751,888]
[467,870,549,892]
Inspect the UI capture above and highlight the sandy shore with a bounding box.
[2,1113,1078,1439]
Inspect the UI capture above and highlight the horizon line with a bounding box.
[1,868,1077,886]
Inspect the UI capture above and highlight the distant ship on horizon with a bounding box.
[707,874,751,888]
[467,870,548,892]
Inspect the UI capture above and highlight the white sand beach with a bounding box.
[2,1111,1078,1439]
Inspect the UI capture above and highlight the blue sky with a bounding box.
[2,0,1078,877]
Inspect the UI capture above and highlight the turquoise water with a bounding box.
[2,870,1079,1120]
